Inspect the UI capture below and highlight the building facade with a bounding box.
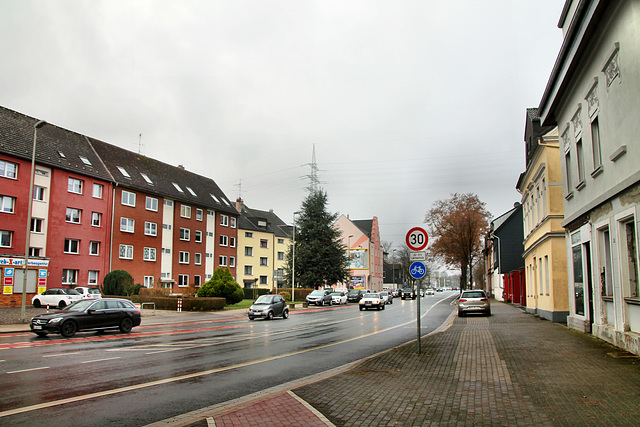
[334,215,383,291]
[538,0,640,353]
[516,110,569,323]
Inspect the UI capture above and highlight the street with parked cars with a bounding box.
[457,289,491,316]
[31,288,83,309]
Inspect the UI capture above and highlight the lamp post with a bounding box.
[347,235,353,288]
[21,120,47,323]
[291,211,301,303]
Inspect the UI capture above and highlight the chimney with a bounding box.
[177,164,185,170]
[235,197,243,212]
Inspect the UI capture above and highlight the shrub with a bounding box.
[139,287,171,298]
[102,270,134,296]
[279,291,291,302]
[197,267,244,304]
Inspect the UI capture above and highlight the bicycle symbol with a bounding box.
[411,264,425,276]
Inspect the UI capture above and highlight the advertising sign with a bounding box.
[345,249,368,269]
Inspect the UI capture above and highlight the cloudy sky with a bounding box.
[1,0,563,250]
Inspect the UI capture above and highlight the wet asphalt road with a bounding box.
[0,293,457,426]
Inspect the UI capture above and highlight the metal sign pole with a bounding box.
[417,278,421,354]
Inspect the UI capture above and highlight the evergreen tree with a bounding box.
[285,191,347,289]
[197,267,244,304]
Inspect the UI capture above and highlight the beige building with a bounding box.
[517,110,569,323]
[235,199,291,293]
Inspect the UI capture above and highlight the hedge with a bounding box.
[111,295,226,311]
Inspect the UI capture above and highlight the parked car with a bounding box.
[330,292,347,305]
[394,289,402,297]
[425,288,435,295]
[31,288,83,309]
[30,298,141,338]
[75,286,102,300]
[306,290,332,306]
[401,288,416,300]
[347,289,365,303]
[457,290,491,316]
[380,290,393,304]
[359,293,385,311]
[248,294,289,320]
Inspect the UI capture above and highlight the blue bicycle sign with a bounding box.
[409,261,427,279]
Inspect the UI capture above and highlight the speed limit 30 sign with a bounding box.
[406,227,428,251]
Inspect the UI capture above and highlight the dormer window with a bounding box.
[187,186,197,197]
[80,156,92,166]
[140,173,153,185]
[172,182,184,193]
[210,193,220,203]
[117,166,131,179]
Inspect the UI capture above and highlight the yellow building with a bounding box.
[516,109,569,323]
[235,199,291,294]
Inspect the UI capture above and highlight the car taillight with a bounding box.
[460,299,467,302]
[480,298,488,301]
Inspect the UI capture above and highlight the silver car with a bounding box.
[306,290,332,306]
[457,290,491,316]
[248,294,289,320]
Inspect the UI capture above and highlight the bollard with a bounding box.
[46,304,50,313]
[177,298,182,312]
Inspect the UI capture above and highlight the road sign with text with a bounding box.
[406,227,428,251]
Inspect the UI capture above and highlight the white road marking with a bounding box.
[81,357,120,363]
[6,366,49,374]
[43,353,80,358]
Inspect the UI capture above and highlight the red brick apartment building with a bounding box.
[0,106,238,305]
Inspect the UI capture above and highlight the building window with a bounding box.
[145,222,158,236]
[0,230,13,247]
[93,183,103,199]
[576,138,585,187]
[144,247,157,261]
[91,212,102,227]
[64,239,80,254]
[195,230,202,243]
[179,251,190,264]
[219,255,227,267]
[245,231,253,238]
[180,228,191,241]
[144,276,154,288]
[598,227,613,297]
[180,204,191,218]
[120,217,135,233]
[29,247,41,257]
[117,166,131,179]
[219,235,228,247]
[66,208,81,224]
[88,270,99,285]
[140,173,153,185]
[196,208,203,221]
[220,215,229,226]
[194,275,201,287]
[229,257,236,268]
[119,244,133,260]
[33,186,45,201]
[0,160,18,179]
[260,257,268,267]
[68,178,83,194]
[30,218,44,233]
[544,255,550,296]
[591,117,602,171]
[620,218,639,299]
[572,239,585,317]
[0,195,16,213]
[122,191,136,207]
[195,253,202,265]
[564,151,573,195]
[278,251,285,261]
[230,217,236,228]
[245,247,253,257]
[260,276,268,285]
[146,197,158,212]
[89,241,100,255]
[229,237,236,248]
[278,238,284,244]
[260,239,268,249]
[178,274,189,287]
[62,269,78,284]
[244,265,253,276]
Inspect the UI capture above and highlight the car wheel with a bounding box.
[35,332,48,337]
[359,306,364,311]
[282,309,289,319]
[60,320,77,338]
[458,310,465,317]
[119,317,134,333]
[58,301,67,309]
[249,316,255,321]
[382,304,386,310]
[486,310,492,316]
[33,299,42,308]
[266,311,273,320]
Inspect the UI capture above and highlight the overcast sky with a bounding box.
[1,0,564,250]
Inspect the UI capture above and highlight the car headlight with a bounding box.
[48,317,64,324]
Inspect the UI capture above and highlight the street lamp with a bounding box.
[291,211,301,303]
[347,235,353,288]
[21,120,47,323]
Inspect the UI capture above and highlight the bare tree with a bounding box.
[425,193,491,290]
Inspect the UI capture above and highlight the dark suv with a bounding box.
[401,288,416,300]
[347,289,365,303]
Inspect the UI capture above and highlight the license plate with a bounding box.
[33,325,42,330]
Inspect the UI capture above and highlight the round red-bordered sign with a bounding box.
[406,227,428,251]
